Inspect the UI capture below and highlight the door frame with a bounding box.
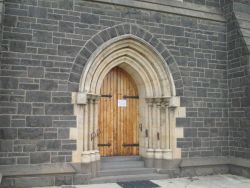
[71,34,185,164]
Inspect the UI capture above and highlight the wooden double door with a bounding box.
[98,67,139,156]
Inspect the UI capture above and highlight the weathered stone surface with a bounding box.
[30,152,50,164]
[18,128,43,139]
[59,21,74,33]
[9,41,26,52]
[28,6,47,18]
[55,175,72,186]
[0,128,17,139]
[40,79,58,91]
[28,67,44,78]
[37,140,61,151]
[33,30,52,43]
[26,91,51,102]
[0,140,13,152]
[81,13,99,24]
[0,77,18,89]
[58,45,81,57]
[26,116,52,127]
[17,103,31,114]
[0,115,10,127]
[45,104,74,115]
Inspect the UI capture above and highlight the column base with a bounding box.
[146,148,155,158]
[81,151,92,163]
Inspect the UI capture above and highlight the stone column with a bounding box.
[160,98,167,150]
[144,100,149,149]
[155,98,161,149]
[146,98,154,158]
[93,96,100,161]
[82,99,91,163]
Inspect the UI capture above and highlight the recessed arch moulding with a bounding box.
[70,25,185,165]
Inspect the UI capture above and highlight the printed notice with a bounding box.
[118,99,127,107]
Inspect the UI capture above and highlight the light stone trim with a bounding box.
[71,36,185,163]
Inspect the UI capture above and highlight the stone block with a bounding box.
[28,67,44,78]
[33,30,52,43]
[181,17,197,28]
[175,37,189,46]
[40,79,58,91]
[0,128,17,139]
[55,175,72,186]
[169,96,180,107]
[72,92,87,104]
[37,140,61,151]
[9,40,26,52]
[0,115,10,127]
[26,91,51,102]
[58,128,69,139]
[3,32,32,41]
[3,15,17,27]
[29,6,47,18]
[53,121,76,128]
[199,40,212,49]
[180,47,194,57]
[197,88,207,97]
[30,152,50,164]
[165,25,184,36]
[18,103,32,115]
[73,174,89,184]
[58,45,81,57]
[18,128,43,139]
[0,158,15,165]
[216,51,227,60]
[15,176,54,187]
[11,120,26,127]
[0,140,13,152]
[45,104,74,115]
[23,145,36,152]
[81,13,99,24]
[0,77,18,89]
[57,0,73,10]
[17,157,29,164]
[59,21,74,33]
[19,83,39,90]
[26,116,52,127]
[176,118,191,127]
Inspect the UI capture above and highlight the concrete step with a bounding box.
[101,160,144,169]
[101,156,142,162]
[90,173,170,184]
[97,167,156,177]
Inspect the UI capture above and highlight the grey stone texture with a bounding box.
[0,0,249,178]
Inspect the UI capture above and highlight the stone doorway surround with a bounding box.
[70,24,186,166]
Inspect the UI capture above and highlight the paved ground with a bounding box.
[36,174,250,188]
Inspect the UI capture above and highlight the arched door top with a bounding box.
[69,23,183,97]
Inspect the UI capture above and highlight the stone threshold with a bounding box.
[0,157,249,177]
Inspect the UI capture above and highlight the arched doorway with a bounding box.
[98,67,139,156]
[71,33,185,165]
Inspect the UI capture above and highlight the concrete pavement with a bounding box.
[35,174,250,188]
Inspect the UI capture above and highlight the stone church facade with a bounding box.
[0,0,249,187]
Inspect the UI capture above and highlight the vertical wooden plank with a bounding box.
[98,67,139,156]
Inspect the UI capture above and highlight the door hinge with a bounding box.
[101,94,112,98]
[98,143,111,147]
[123,95,139,99]
[123,144,139,147]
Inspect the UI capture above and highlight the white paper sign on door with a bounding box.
[118,99,127,107]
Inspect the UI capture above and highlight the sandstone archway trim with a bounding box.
[69,24,185,164]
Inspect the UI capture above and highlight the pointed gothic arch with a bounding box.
[70,23,185,165]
